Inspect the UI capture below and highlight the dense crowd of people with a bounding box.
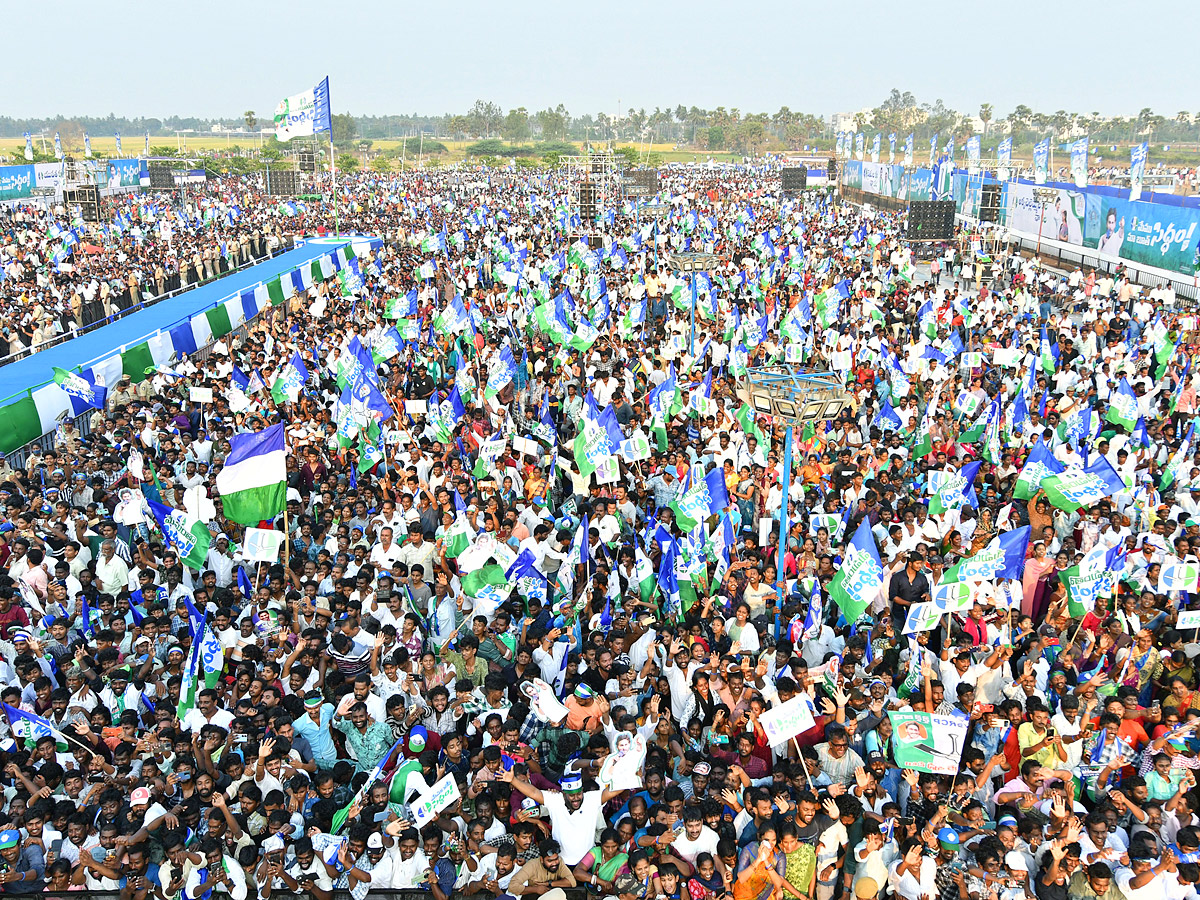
[0,161,1195,900]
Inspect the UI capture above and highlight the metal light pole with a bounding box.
[643,200,670,273]
[667,251,720,357]
[1033,186,1057,257]
[742,366,852,616]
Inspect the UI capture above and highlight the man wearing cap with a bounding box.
[0,827,42,889]
[564,683,606,734]
[498,768,626,867]
[293,690,338,771]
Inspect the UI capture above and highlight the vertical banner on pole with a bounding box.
[1033,139,1049,185]
[1129,142,1148,202]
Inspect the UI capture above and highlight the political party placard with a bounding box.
[888,711,969,775]
[411,772,461,827]
[931,580,972,612]
[903,601,944,634]
[243,527,285,563]
[1176,610,1200,630]
[758,693,817,747]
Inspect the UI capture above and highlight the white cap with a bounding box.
[1004,851,1028,872]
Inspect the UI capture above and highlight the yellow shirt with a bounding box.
[1017,722,1065,766]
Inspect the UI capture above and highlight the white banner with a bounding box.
[758,693,817,747]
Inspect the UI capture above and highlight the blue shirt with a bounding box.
[294,703,337,765]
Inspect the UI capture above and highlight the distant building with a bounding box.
[832,109,874,134]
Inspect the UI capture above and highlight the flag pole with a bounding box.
[330,131,339,236]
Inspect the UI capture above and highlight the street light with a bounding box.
[642,201,671,272]
[666,251,721,356]
[742,365,853,616]
[1032,186,1057,257]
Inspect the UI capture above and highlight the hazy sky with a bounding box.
[10,0,1199,121]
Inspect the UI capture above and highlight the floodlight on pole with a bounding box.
[666,252,721,357]
[743,365,853,615]
[1032,186,1057,256]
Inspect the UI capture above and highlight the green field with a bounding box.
[0,136,744,167]
[4,135,1198,169]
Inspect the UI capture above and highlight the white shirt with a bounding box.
[671,826,719,866]
[543,789,605,866]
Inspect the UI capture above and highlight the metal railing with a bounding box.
[0,237,297,369]
[3,306,275,471]
[837,187,1200,304]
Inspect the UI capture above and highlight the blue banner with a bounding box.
[1085,195,1200,275]
[1033,139,1049,184]
[106,158,142,189]
[0,165,34,201]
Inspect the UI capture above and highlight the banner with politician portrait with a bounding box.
[888,711,969,775]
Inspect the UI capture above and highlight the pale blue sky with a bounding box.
[10,0,1198,121]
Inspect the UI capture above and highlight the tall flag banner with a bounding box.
[998,137,1012,180]
[1040,325,1059,375]
[274,76,333,141]
[484,346,518,399]
[23,133,32,161]
[1033,138,1049,185]
[115,132,122,156]
[1071,137,1089,187]
[871,133,880,163]
[904,133,914,167]
[888,132,896,164]
[827,520,883,624]
[659,539,681,617]
[83,133,92,158]
[855,133,864,160]
[147,500,211,571]
[966,135,980,172]
[215,424,287,524]
[270,351,309,405]
[53,133,62,160]
[1129,142,1149,202]
[929,133,938,165]
[144,131,150,155]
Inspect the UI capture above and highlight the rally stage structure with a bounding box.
[0,235,382,455]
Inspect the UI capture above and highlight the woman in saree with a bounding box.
[574,828,629,895]
[1021,541,1057,620]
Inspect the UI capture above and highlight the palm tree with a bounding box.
[243,110,256,131]
[979,103,993,141]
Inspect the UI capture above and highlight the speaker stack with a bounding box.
[579,183,598,222]
[265,169,299,196]
[147,164,176,191]
[781,166,808,197]
[907,200,956,241]
[979,183,1002,223]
